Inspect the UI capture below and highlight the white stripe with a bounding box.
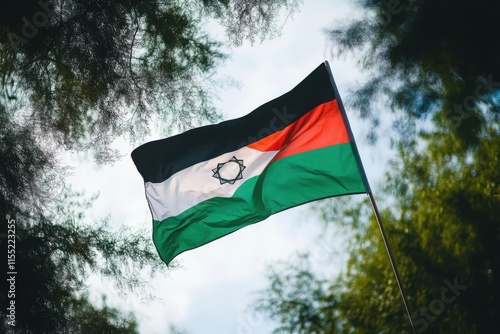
[145,147,278,221]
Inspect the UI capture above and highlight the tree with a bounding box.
[1,1,303,331]
[254,115,500,333]
[324,0,500,147]
[0,0,301,162]
[0,87,163,333]
[55,294,140,334]
[1,187,165,333]
[255,254,341,333]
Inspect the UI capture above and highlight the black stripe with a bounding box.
[131,63,335,183]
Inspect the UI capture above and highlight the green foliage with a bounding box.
[168,324,189,334]
[256,255,340,333]
[254,118,500,333]
[223,0,303,46]
[59,294,140,334]
[0,1,302,331]
[0,0,224,161]
[324,0,500,147]
[1,189,165,333]
[0,0,301,162]
[0,110,164,332]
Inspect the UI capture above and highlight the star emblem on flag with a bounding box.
[212,156,246,185]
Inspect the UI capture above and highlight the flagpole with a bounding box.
[323,61,417,334]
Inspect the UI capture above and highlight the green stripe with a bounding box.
[153,143,366,264]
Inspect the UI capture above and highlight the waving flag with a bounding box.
[132,62,369,264]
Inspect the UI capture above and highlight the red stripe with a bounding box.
[247,99,349,161]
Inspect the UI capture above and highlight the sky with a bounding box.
[64,1,395,333]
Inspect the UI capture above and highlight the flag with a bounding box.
[132,62,369,264]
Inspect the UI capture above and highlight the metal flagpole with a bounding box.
[323,60,417,334]
[367,192,417,334]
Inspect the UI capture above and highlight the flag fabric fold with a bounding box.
[132,62,368,264]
